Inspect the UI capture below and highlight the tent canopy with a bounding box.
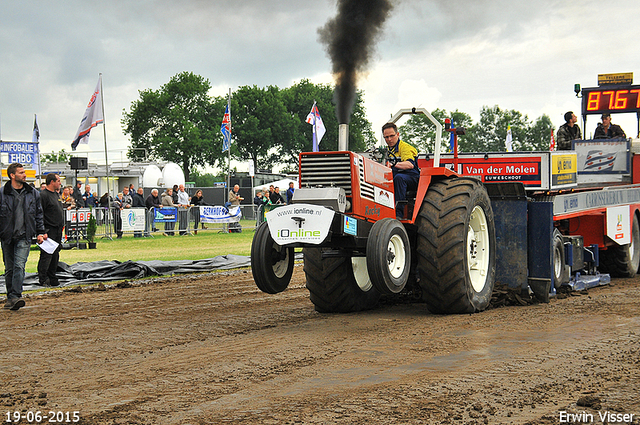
[253,178,298,195]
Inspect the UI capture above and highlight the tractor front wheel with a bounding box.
[251,222,294,294]
[366,218,411,294]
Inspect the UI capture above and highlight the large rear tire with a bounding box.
[303,247,380,313]
[416,177,496,314]
[553,229,570,289]
[366,218,411,294]
[600,213,640,278]
[251,222,294,294]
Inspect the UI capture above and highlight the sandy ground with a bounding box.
[1,264,639,425]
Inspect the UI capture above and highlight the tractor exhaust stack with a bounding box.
[338,124,349,151]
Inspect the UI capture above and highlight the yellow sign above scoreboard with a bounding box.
[598,73,633,86]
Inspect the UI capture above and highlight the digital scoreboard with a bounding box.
[581,85,640,116]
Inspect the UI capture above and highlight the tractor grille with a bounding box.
[300,153,352,196]
[358,157,375,202]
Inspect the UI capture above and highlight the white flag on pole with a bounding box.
[72,76,104,151]
[505,125,513,152]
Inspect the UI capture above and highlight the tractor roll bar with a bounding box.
[389,107,442,168]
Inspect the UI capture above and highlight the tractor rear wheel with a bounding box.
[251,222,295,294]
[553,229,570,289]
[600,213,640,278]
[416,177,496,314]
[303,247,380,313]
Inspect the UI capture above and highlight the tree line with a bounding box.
[121,72,555,181]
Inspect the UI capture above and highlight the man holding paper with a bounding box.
[1,163,46,310]
[38,173,64,287]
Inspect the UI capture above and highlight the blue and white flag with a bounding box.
[71,76,104,151]
[221,104,231,152]
[306,102,326,152]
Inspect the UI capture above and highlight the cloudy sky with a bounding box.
[1,0,639,168]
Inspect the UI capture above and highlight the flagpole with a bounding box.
[34,114,41,183]
[226,88,231,202]
[312,101,318,152]
[100,73,113,240]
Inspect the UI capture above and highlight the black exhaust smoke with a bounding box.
[319,0,393,124]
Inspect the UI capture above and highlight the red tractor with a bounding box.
[251,108,496,314]
[252,105,640,313]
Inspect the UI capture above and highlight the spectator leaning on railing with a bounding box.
[131,187,145,238]
[145,189,161,234]
[190,189,206,234]
[161,188,176,236]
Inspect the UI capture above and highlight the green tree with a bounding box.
[525,114,554,151]
[464,106,531,153]
[228,85,297,172]
[41,149,71,164]
[399,109,473,153]
[280,80,375,169]
[190,168,225,187]
[122,72,222,181]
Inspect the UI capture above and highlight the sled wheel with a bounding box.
[366,218,411,294]
[600,213,640,277]
[416,177,496,314]
[303,247,380,313]
[251,222,294,294]
[552,229,569,288]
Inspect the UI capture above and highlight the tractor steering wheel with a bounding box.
[387,149,400,167]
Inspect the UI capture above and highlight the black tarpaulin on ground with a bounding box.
[0,255,252,293]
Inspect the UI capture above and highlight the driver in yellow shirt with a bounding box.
[383,122,420,219]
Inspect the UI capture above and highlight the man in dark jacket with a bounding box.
[72,180,85,208]
[131,187,145,238]
[556,111,582,150]
[0,163,46,310]
[145,188,161,234]
[594,113,626,139]
[38,173,64,287]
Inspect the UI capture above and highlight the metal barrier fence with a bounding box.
[72,205,260,240]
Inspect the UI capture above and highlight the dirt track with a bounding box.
[1,265,639,425]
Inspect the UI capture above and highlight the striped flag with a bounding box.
[549,128,556,151]
[71,76,104,151]
[306,102,326,152]
[221,104,231,153]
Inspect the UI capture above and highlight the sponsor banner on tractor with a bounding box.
[374,187,394,208]
[551,152,577,187]
[266,203,334,245]
[445,157,543,185]
[574,139,629,174]
[606,205,631,245]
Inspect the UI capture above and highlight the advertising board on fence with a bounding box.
[65,208,91,229]
[154,207,177,223]
[121,208,146,232]
[200,206,241,223]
